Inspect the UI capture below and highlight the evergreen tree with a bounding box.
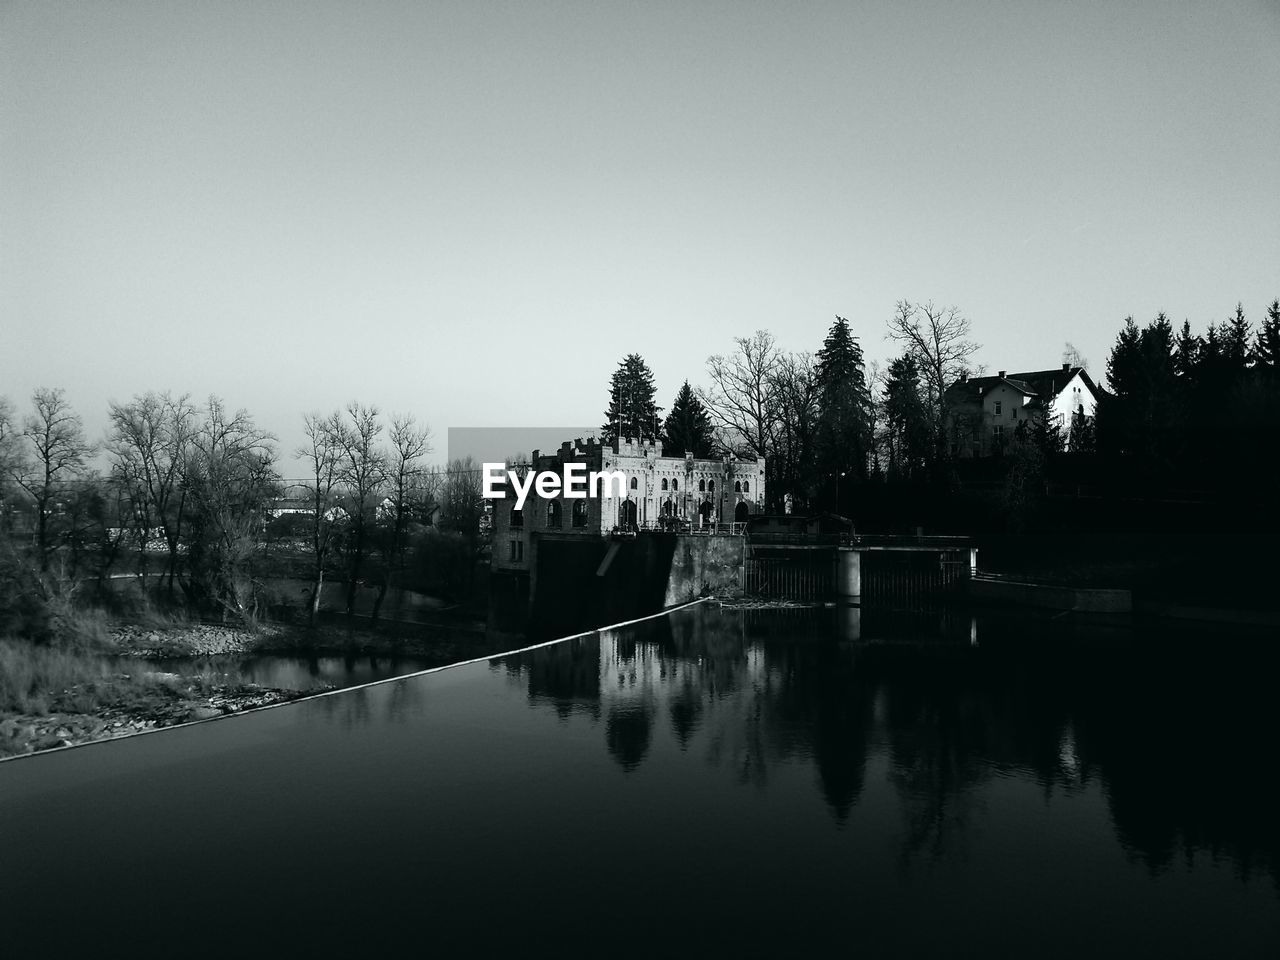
[1254,299,1280,371]
[1097,316,1141,454]
[814,317,872,499]
[660,381,715,457]
[1223,302,1251,370]
[1068,407,1096,453]
[1173,319,1200,382]
[601,354,661,446]
[1098,314,1177,459]
[1032,407,1065,458]
[882,354,930,481]
[1195,321,1232,395]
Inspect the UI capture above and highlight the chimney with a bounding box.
[998,370,1006,378]
[959,371,968,383]
[1062,362,1071,371]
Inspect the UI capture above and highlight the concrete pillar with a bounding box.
[836,549,861,602]
[837,602,862,643]
[969,547,978,577]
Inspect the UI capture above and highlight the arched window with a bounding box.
[572,500,588,528]
[708,480,714,492]
[671,479,678,491]
[743,480,749,493]
[630,476,638,490]
[699,479,706,492]
[511,506,523,528]
[661,478,668,491]
[734,480,742,493]
[547,500,562,528]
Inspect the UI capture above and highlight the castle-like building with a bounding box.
[491,436,766,575]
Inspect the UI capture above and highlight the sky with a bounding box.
[3,0,1278,474]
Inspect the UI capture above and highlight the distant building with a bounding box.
[944,363,1098,457]
[491,436,765,575]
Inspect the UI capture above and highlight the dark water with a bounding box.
[2,603,1278,955]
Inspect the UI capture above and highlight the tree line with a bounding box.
[0,393,487,639]
[602,296,1280,521]
[602,299,980,514]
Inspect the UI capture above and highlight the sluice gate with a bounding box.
[744,534,975,607]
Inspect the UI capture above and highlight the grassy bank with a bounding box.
[0,637,317,759]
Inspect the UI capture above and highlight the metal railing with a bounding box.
[609,521,747,536]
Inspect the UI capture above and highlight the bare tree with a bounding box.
[106,391,197,594]
[184,397,279,623]
[12,388,93,573]
[866,358,886,477]
[329,403,387,615]
[1062,342,1088,370]
[887,300,981,427]
[439,456,483,535]
[386,414,432,560]
[296,412,344,625]
[0,396,21,531]
[371,413,432,624]
[769,351,821,511]
[699,330,781,461]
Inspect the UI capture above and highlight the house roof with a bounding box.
[944,365,1097,404]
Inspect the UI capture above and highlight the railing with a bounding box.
[609,521,748,536]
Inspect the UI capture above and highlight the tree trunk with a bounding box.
[370,579,388,628]
[310,567,324,626]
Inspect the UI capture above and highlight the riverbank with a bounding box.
[1,612,500,759]
[0,638,326,759]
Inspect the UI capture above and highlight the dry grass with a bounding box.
[0,638,185,716]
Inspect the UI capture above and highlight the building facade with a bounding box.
[491,436,766,575]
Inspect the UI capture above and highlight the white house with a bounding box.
[944,363,1098,456]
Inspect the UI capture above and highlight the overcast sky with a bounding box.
[3,0,1278,472]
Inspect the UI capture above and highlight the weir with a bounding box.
[515,523,975,624]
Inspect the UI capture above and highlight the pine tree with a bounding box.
[601,354,661,446]
[1255,299,1280,371]
[882,354,930,481]
[1098,314,1177,458]
[1068,407,1096,453]
[814,317,873,494]
[1032,406,1065,458]
[1173,319,1200,382]
[1223,302,1251,369]
[661,381,715,457]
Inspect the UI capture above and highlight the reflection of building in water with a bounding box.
[598,626,776,776]
[511,613,869,813]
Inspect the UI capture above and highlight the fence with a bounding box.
[744,553,834,601]
[861,550,970,608]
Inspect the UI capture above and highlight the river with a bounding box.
[2,601,1277,954]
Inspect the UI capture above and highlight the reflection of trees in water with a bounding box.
[309,676,426,728]
[1067,643,1280,889]
[605,705,653,771]
[499,637,602,722]
[498,604,1280,886]
[870,644,1092,861]
[384,676,423,723]
[317,686,373,729]
[699,645,780,788]
[661,608,869,798]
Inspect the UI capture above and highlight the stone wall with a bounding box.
[662,534,745,607]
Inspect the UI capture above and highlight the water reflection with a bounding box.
[502,602,1280,887]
